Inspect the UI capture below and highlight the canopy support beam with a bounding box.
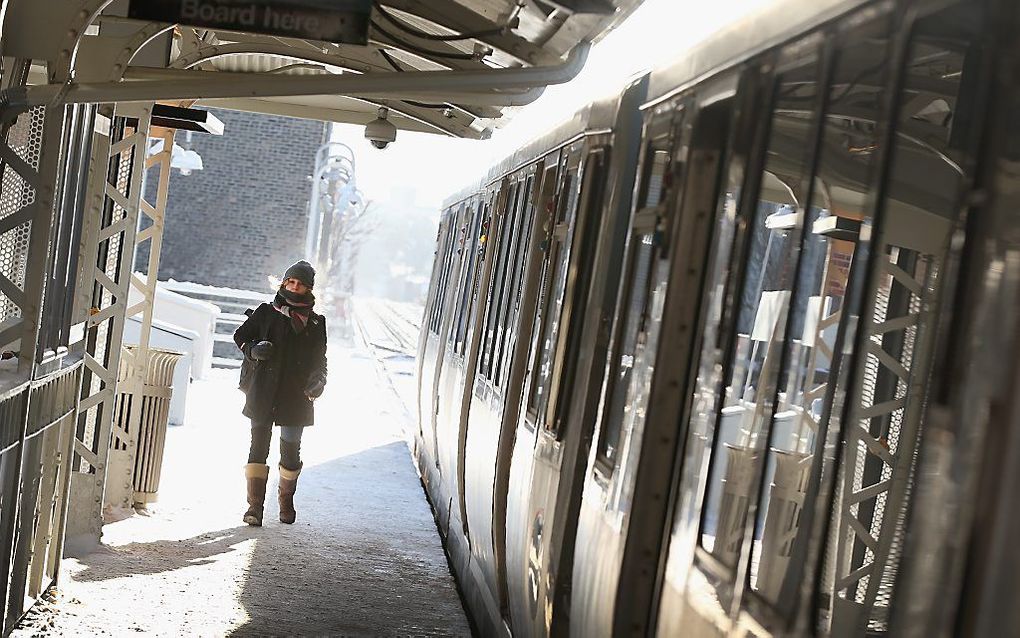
[13,42,589,107]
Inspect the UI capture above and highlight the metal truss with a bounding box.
[829,244,940,635]
[104,119,173,510]
[67,104,151,537]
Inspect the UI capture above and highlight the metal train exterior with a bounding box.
[415,0,1020,635]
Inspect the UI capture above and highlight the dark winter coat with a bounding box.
[234,302,327,427]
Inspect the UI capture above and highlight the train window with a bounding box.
[426,220,443,333]
[668,109,747,572]
[748,20,891,606]
[451,203,484,355]
[462,202,491,351]
[522,165,562,422]
[439,216,462,329]
[595,233,656,464]
[595,132,676,467]
[493,175,536,387]
[698,50,822,565]
[549,150,607,434]
[818,4,987,633]
[488,179,527,384]
[445,212,468,343]
[526,168,578,424]
[428,218,457,334]
[426,245,437,331]
[638,145,671,209]
[479,183,519,380]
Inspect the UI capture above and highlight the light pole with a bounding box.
[305,142,357,268]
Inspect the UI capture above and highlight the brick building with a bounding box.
[137,108,329,292]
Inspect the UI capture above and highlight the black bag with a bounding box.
[238,306,269,393]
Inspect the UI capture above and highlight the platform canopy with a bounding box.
[1,0,644,139]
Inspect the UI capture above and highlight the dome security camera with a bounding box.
[365,107,396,150]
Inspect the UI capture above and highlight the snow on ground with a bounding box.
[13,343,470,637]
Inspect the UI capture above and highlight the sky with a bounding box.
[330,0,776,210]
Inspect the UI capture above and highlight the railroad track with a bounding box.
[353,297,422,355]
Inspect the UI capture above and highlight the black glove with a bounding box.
[305,372,326,399]
[250,340,273,361]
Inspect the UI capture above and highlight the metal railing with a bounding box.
[0,361,83,635]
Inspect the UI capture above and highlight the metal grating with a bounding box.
[7,106,44,171]
[0,107,45,326]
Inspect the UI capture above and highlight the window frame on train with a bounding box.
[545,145,611,437]
[593,108,683,476]
[522,146,584,430]
[448,198,485,357]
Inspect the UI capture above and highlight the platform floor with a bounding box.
[13,343,470,637]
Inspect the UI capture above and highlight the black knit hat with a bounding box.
[284,260,315,288]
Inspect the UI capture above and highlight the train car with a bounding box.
[418,0,1020,635]
[417,80,647,635]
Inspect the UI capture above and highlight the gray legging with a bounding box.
[248,421,304,470]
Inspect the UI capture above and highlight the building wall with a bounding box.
[137,108,327,292]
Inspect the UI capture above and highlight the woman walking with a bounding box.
[234,260,327,526]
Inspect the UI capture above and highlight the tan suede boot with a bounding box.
[243,463,270,526]
[278,464,301,524]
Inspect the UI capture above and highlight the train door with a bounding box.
[650,31,831,638]
[502,152,565,633]
[503,139,611,635]
[492,154,562,631]
[433,196,485,534]
[418,210,461,473]
[439,183,507,591]
[453,183,502,539]
[570,70,749,635]
[462,168,539,631]
[568,92,688,634]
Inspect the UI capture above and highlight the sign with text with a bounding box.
[128,0,372,45]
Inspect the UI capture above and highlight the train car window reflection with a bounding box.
[819,5,984,633]
[551,152,608,433]
[597,233,656,466]
[430,218,458,334]
[426,220,445,333]
[699,54,821,566]
[450,203,482,354]
[527,171,577,424]
[596,133,676,468]
[460,203,490,352]
[494,176,536,386]
[640,147,671,209]
[669,145,745,574]
[479,183,519,381]
[447,211,465,344]
[749,27,889,604]
[491,183,526,384]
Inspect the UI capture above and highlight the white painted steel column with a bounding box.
[66,104,152,539]
[119,124,174,509]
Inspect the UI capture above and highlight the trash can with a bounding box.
[114,345,183,506]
